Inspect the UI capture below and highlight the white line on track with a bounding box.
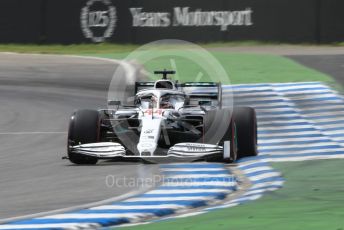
[126,196,214,202]
[259,142,340,150]
[145,189,230,194]
[281,89,334,94]
[232,92,276,97]
[166,174,230,179]
[169,211,207,219]
[162,168,225,172]
[310,117,344,122]
[248,172,282,181]
[265,154,344,162]
[237,160,266,168]
[320,123,344,129]
[259,147,344,156]
[321,130,344,135]
[300,105,344,111]
[282,93,336,100]
[258,119,309,125]
[241,166,275,174]
[244,102,295,108]
[39,213,150,219]
[0,132,66,135]
[0,223,100,229]
[90,204,184,210]
[229,194,263,203]
[235,97,285,102]
[259,131,320,137]
[162,181,236,186]
[257,113,299,118]
[250,181,285,189]
[259,125,314,131]
[258,137,329,144]
[275,84,329,90]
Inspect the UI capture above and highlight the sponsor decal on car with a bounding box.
[183,143,208,152]
[186,146,207,152]
[144,109,164,116]
[144,129,154,134]
[140,143,153,148]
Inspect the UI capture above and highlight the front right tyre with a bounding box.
[67,109,100,165]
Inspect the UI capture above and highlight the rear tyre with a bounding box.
[67,109,100,165]
[233,107,258,159]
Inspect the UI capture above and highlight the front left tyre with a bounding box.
[219,118,238,163]
[67,109,100,165]
[233,107,258,159]
[203,109,238,162]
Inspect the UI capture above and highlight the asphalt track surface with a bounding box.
[0,53,160,219]
[288,54,344,86]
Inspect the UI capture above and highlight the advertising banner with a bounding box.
[0,0,342,44]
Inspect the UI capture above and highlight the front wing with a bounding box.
[69,142,225,163]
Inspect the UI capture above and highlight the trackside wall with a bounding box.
[0,0,343,44]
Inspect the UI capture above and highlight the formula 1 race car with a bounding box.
[66,70,257,164]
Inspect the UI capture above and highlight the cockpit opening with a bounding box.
[135,92,185,110]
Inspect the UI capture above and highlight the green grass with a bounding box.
[119,159,344,230]
[0,43,138,54]
[0,42,263,54]
[0,42,303,54]
[1,41,344,54]
[0,43,337,86]
[93,51,335,86]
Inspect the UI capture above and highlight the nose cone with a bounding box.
[137,117,163,156]
[137,142,158,156]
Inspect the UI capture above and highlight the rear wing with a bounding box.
[178,82,222,108]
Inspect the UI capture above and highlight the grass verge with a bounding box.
[93,51,335,86]
[119,159,344,230]
[0,43,336,86]
[0,43,137,54]
[1,41,344,54]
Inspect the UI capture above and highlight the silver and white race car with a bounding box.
[66,70,257,164]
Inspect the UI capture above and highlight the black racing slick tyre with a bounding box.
[204,109,237,162]
[233,107,258,159]
[67,109,100,165]
[219,119,238,163]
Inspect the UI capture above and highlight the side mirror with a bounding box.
[108,100,121,106]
